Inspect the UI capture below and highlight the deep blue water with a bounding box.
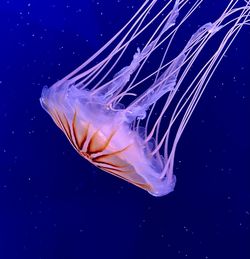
[0,1,250,259]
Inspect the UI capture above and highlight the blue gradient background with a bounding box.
[0,1,249,259]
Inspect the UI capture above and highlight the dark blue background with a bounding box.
[0,1,249,259]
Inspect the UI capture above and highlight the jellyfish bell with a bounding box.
[40,0,250,196]
[41,82,175,196]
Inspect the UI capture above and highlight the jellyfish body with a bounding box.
[41,0,250,196]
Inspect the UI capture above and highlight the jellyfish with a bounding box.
[40,0,250,196]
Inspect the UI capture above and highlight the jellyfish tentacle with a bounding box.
[70,0,158,89]
[60,0,154,83]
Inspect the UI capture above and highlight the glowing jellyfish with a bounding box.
[40,0,250,196]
